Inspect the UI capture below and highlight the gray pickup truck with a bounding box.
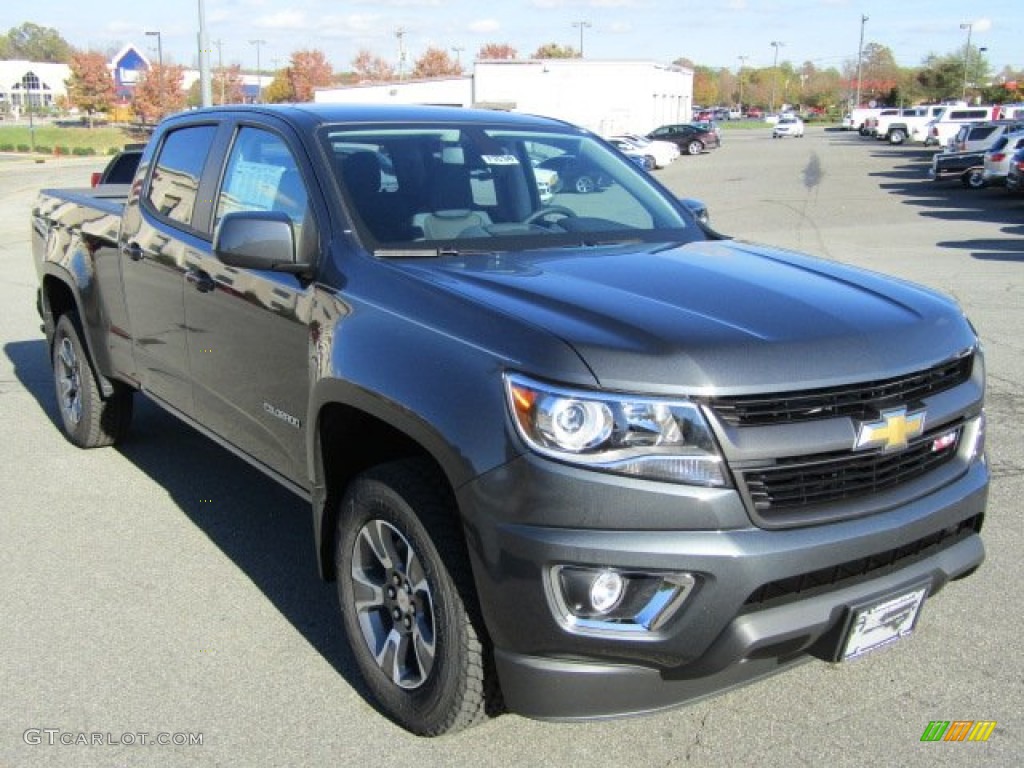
[32,104,988,736]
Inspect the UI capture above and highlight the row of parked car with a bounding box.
[842,102,1024,194]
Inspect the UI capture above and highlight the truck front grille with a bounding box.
[705,353,973,427]
[739,425,962,519]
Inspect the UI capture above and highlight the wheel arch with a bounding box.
[308,383,477,582]
[40,270,118,399]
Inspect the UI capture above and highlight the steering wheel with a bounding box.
[523,206,577,226]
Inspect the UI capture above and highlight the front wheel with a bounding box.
[574,175,596,193]
[52,312,132,448]
[335,460,493,736]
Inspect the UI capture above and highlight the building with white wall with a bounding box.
[314,59,692,136]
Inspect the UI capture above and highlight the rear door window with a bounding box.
[146,125,217,228]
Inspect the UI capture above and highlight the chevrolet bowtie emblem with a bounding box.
[855,407,926,452]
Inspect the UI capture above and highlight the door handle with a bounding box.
[185,269,216,294]
[123,242,144,261]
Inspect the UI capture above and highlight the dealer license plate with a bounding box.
[841,586,928,661]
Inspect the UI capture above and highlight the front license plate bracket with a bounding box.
[836,583,929,662]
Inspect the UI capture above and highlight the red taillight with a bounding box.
[1015,160,1024,171]
[990,153,1006,162]
[90,171,102,187]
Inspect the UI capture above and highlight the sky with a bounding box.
[6,1,1021,75]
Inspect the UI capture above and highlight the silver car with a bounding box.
[981,130,1024,186]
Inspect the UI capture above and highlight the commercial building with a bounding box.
[315,58,693,136]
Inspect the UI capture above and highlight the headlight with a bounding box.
[505,373,729,487]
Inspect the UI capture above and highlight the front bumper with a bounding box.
[458,455,987,720]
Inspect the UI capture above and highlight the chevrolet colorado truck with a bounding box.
[32,104,988,736]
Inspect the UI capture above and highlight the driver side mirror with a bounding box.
[214,210,312,275]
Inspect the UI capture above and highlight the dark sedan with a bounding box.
[646,123,721,155]
[1006,146,1024,193]
[537,154,610,194]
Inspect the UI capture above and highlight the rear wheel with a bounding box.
[686,140,703,155]
[335,459,493,736]
[52,312,132,448]
[888,128,906,145]
[962,168,986,189]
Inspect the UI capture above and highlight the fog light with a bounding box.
[552,566,697,636]
[590,570,624,614]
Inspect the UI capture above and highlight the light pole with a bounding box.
[197,0,212,107]
[249,39,266,103]
[960,22,973,101]
[974,46,988,100]
[395,27,406,81]
[145,30,164,111]
[213,38,225,104]
[737,55,748,112]
[769,41,785,114]
[855,14,868,108]
[451,46,464,70]
[572,20,592,58]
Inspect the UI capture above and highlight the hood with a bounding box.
[395,239,975,395]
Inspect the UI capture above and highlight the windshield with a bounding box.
[320,123,699,253]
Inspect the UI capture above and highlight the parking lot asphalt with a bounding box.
[1,131,1021,767]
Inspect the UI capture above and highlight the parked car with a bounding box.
[923,105,1005,148]
[606,137,656,170]
[746,107,764,119]
[609,133,679,168]
[89,145,145,187]
[647,123,719,155]
[1005,146,1024,192]
[537,154,610,193]
[690,120,723,145]
[951,119,1024,154]
[772,115,805,138]
[981,131,1024,186]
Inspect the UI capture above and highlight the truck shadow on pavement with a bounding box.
[4,337,376,707]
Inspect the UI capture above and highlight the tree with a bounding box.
[185,64,245,107]
[352,49,395,83]
[288,49,334,102]
[2,22,73,62]
[263,69,294,103]
[532,43,577,59]
[916,52,967,103]
[133,64,187,124]
[692,66,720,106]
[411,47,462,78]
[65,51,115,126]
[478,43,516,60]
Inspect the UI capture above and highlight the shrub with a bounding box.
[16,143,30,152]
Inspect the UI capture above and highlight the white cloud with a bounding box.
[470,19,502,34]
[253,11,308,30]
[971,18,992,33]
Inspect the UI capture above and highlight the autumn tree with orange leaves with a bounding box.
[288,49,334,101]
[477,43,517,60]
[412,47,463,79]
[133,63,187,123]
[352,49,396,83]
[65,50,115,126]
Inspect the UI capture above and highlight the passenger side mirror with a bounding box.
[214,210,311,275]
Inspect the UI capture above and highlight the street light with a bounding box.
[572,20,592,58]
[451,46,464,69]
[855,14,868,108]
[249,39,266,103]
[769,41,785,114]
[974,47,988,97]
[960,22,973,101]
[145,30,164,111]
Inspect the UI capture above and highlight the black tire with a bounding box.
[574,175,596,193]
[686,140,703,155]
[52,312,132,448]
[335,459,493,736]
[962,168,986,189]
[888,128,906,145]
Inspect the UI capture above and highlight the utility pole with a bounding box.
[855,14,868,108]
[737,55,748,111]
[769,41,785,114]
[145,30,164,112]
[197,0,212,107]
[396,28,407,80]
[960,22,973,101]
[213,38,225,104]
[250,38,266,103]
